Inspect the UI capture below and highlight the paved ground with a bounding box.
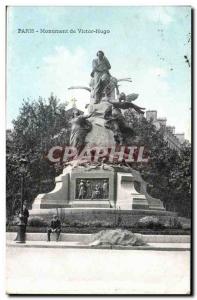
[7,240,190,251]
[6,247,190,295]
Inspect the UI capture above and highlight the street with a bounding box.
[6,247,190,294]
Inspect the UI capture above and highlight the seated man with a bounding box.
[47,215,61,242]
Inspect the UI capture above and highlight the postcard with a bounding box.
[6,6,191,295]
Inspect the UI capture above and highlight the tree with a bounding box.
[124,109,191,217]
[167,144,191,217]
[6,94,71,220]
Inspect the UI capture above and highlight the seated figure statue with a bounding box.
[91,50,111,103]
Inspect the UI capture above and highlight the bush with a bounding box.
[62,219,114,228]
[7,215,20,226]
[166,217,183,229]
[28,216,48,227]
[135,216,165,229]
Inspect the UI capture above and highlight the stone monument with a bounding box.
[30,51,176,224]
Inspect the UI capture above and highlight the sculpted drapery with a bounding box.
[91,51,111,102]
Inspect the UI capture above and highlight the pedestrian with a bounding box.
[22,202,29,229]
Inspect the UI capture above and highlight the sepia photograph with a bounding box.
[5,5,191,295]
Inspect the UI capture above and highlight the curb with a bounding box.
[7,242,190,251]
[6,232,191,243]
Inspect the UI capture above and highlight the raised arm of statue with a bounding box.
[103,56,111,70]
[68,86,91,92]
[84,110,97,119]
[92,59,98,70]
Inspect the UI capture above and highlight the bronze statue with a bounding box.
[110,92,145,114]
[91,51,111,103]
[86,180,92,199]
[67,53,145,146]
[104,105,134,144]
[91,184,100,200]
[102,180,108,198]
[78,180,86,199]
[102,92,144,143]
[68,76,132,103]
[70,111,92,148]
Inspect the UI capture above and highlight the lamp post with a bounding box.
[15,157,28,243]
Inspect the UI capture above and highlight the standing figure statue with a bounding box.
[78,180,86,199]
[86,180,92,199]
[70,111,92,148]
[91,50,111,103]
[102,180,108,199]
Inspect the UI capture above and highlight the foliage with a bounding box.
[165,217,183,229]
[134,216,165,229]
[28,216,48,227]
[124,109,191,217]
[6,94,71,220]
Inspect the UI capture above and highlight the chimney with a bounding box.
[157,118,167,127]
[146,110,157,122]
[171,126,175,134]
[175,133,185,144]
[166,126,175,134]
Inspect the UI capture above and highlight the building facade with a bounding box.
[146,110,186,152]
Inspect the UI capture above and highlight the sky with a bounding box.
[7,6,191,140]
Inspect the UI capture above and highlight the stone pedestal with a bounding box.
[69,200,109,208]
[31,165,116,211]
[116,173,149,210]
[30,164,165,220]
[32,166,71,209]
[85,101,115,147]
[131,169,165,210]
